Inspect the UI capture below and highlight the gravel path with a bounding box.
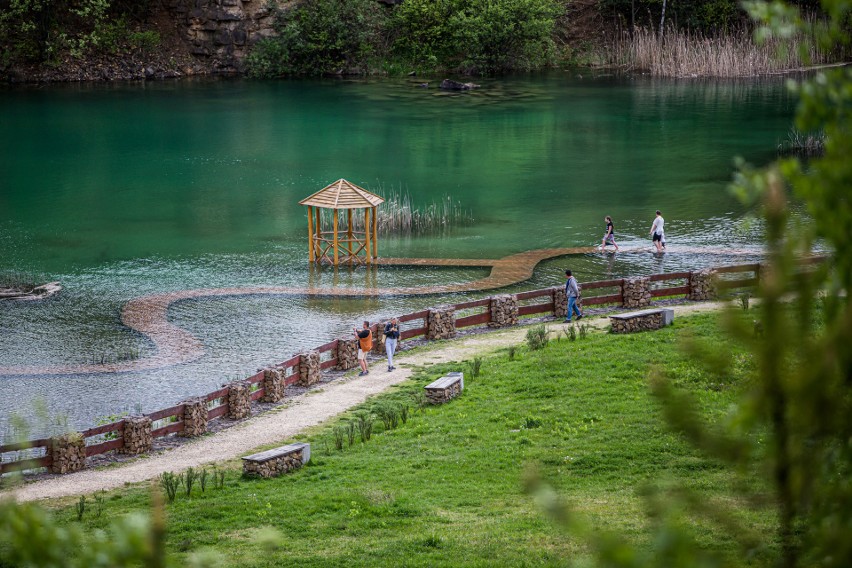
[3,300,727,503]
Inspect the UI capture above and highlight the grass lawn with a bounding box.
[42,311,776,566]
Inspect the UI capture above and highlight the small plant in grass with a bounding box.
[526,324,549,350]
[468,357,483,379]
[353,410,373,442]
[567,325,577,342]
[738,293,750,311]
[522,416,543,429]
[94,491,104,518]
[199,468,209,493]
[423,534,443,549]
[75,495,86,521]
[375,403,400,431]
[215,469,226,489]
[411,391,427,411]
[183,467,197,496]
[507,345,518,360]
[333,426,345,451]
[346,421,357,447]
[160,472,180,502]
[579,323,589,339]
[400,404,410,424]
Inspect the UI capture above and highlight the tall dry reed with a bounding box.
[778,127,826,156]
[609,24,832,77]
[318,185,474,236]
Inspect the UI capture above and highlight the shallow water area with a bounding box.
[1,72,803,435]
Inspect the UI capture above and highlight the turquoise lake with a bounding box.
[0,73,801,435]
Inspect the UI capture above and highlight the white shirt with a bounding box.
[653,216,665,235]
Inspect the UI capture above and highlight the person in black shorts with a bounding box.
[601,216,619,251]
[649,210,665,253]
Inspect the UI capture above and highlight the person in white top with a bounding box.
[650,210,665,253]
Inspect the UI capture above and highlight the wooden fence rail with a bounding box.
[3,259,813,474]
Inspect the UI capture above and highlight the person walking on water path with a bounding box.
[601,215,619,251]
[354,321,373,376]
[650,210,665,253]
[383,317,400,372]
[564,270,583,323]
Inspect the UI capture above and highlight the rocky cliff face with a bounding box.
[164,0,278,73]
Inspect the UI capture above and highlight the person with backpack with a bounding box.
[354,321,373,376]
[383,317,400,372]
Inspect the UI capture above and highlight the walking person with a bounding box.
[650,210,665,253]
[383,317,400,372]
[600,215,619,251]
[564,270,583,323]
[354,320,372,376]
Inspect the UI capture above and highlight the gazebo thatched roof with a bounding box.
[298,179,385,210]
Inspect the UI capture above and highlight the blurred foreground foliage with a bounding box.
[527,1,852,566]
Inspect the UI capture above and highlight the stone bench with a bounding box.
[424,372,464,404]
[242,442,310,478]
[610,308,674,334]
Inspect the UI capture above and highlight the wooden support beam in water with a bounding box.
[333,209,339,265]
[371,206,378,258]
[365,208,371,265]
[307,206,315,263]
[347,209,353,261]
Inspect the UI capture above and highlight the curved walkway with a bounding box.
[0,246,759,377]
[3,299,728,503]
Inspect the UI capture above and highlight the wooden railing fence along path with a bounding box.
[0,260,807,475]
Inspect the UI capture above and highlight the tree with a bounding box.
[527,1,852,566]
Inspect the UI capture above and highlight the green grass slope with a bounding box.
[50,312,775,567]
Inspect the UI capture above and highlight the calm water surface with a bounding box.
[0,73,797,435]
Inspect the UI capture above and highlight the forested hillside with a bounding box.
[0,0,837,82]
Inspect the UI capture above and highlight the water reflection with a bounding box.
[0,73,805,435]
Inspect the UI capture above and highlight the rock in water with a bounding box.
[440,79,480,91]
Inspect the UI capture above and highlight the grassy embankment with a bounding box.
[39,311,776,566]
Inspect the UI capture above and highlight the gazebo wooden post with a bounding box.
[315,207,322,261]
[371,206,378,259]
[307,206,315,263]
[365,208,371,265]
[347,209,353,263]
[333,209,339,266]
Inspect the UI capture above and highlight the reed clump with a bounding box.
[778,128,826,156]
[325,186,474,236]
[609,24,833,77]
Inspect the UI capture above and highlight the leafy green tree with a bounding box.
[0,495,166,567]
[527,1,852,566]
[391,0,560,73]
[0,0,111,62]
[246,0,388,77]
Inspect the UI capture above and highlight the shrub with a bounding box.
[391,0,560,73]
[468,356,483,379]
[160,472,180,502]
[75,496,86,521]
[246,0,388,77]
[507,346,518,360]
[526,325,549,350]
[354,410,374,442]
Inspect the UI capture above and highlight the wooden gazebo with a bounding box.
[299,179,384,265]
